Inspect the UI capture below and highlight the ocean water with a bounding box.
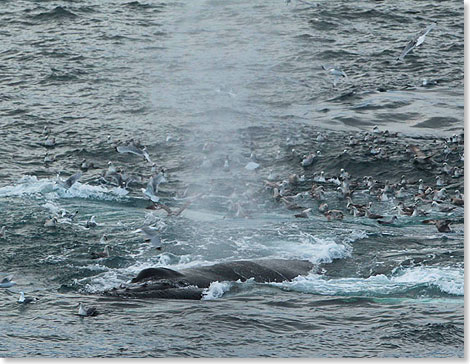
[0,0,464,358]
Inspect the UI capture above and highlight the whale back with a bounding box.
[109,259,315,299]
[183,259,313,285]
[131,267,184,283]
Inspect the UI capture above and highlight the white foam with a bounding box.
[392,266,464,296]
[41,201,61,215]
[0,175,128,201]
[202,281,233,300]
[342,229,368,244]
[276,232,352,264]
[270,265,464,297]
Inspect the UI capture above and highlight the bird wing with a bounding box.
[150,235,162,248]
[64,172,82,189]
[420,23,436,40]
[140,226,158,238]
[1,275,13,283]
[154,202,173,215]
[174,201,192,216]
[398,23,436,60]
[87,307,98,316]
[116,145,144,156]
[409,144,427,159]
[142,149,153,164]
[142,183,159,202]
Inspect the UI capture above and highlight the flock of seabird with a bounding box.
[263,126,464,235]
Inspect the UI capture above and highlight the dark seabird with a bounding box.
[435,220,451,233]
[152,201,192,217]
[294,208,311,218]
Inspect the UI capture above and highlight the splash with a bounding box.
[202,281,234,300]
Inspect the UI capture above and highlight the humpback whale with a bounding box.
[104,259,314,300]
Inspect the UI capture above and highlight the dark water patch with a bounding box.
[307,297,377,307]
[30,6,78,21]
[413,116,460,129]
[124,1,163,11]
[385,322,463,347]
[334,116,372,127]
[337,7,410,24]
[317,49,358,60]
[39,70,84,84]
[307,19,340,31]
[4,108,29,116]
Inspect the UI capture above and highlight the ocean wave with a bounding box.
[31,6,78,21]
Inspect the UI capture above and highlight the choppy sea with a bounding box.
[0,0,464,358]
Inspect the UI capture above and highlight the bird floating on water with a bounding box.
[85,216,97,228]
[435,219,452,233]
[90,245,110,259]
[18,292,38,304]
[44,217,58,228]
[43,136,56,148]
[80,159,95,171]
[78,302,99,317]
[377,216,398,225]
[44,153,55,164]
[301,153,315,167]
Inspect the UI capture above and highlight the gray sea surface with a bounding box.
[0,0,464,358]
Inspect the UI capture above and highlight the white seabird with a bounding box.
[322,65,348,86]
[397,23,436,61]
[245,161,260,171]
[138,226,162,250]
[301,153,315,167]
[116,142,153,164]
